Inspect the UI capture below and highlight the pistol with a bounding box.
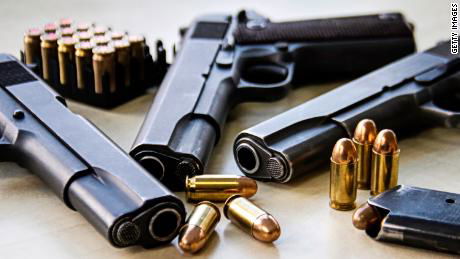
[130,10,416,190]
[233,41,460,183]
[0,55,185,248]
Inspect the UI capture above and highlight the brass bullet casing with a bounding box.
[92,45,116,94]
[111,31,125,41]
[44,23,57,34]
[329,138,358,211]
[93,25,109,36]
[128,35,146,83]
[93,35,111,46]
[76,22,91,32]
[178,202,220,254]
[58,37,77,86]
[75,42,93,90]
[113,40,131,87]
[40,33,59,84]
[185,175,258,202]
[352,202,381,230]
[370,129,400,196]
[224,195,281,242]
[59,18,72,28]
[353,119,377,190]
[23,28,42,65]
[76,32,92,42]
[61,27,74,37]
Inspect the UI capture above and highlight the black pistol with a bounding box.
[130,10,416,190]
[0,55,185,248]
[233,41,459,183]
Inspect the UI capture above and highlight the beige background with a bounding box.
[0,0,458,258]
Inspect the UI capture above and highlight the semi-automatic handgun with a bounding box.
[233,41,459,183]
[0,55,185,248]
[130,10,416,190]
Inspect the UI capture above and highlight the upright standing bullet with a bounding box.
[23,28,42,66]
[59,18,72,28]
[185,175,258,202]
[178,202,220,254]
[353,119,377,190]
[75,42,93,90]
[111,31,125,41]
[329,138,358,211]
[40,33,59,86]
[92,45,116,94]
[58,37,77,86]
[224,195,281,242]
[128,35,145,84]
[370,129,400,196]
[113,40,131,88]
[44,23,57,34]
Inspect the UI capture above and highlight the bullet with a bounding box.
[75,42,94,90]
[93,35,111,46]
[329,138,358,211]
[178,202,220,254]
[44,23,57,34]
[113,40,131,87]
[58,37,77,86]
[128,35,145,83]
[92,45,116,94]
[93,25,108,36]
[23,28,42,65]
[370,129,400,196]
[111,31,125,41]
[40,33,59,85]
[352,202,381,230]
[76,32,92,42]
[59,18,72,28]
[185,175,258,202]
[61,27,74,37]
[224,195,281,242]
[353,119,377,190]
[76,22,91,32]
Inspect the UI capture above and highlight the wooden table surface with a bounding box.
[0,0,458,258]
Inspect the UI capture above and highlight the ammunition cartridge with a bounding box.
[128,35,145,83]
[75,42,93,90]
[329,138,358,211]
[61,27,74,37]
[178,202,220,254]
[94,25,108,36]
[370,129,400,196]
[93,35,111,46]
[76,22,91,32]
[92,45,116,94]
[58,37,77,86]
[113,40,131,87]
[352,202,381,230]
[23,28,42,65]
[353,119,377,190]
[44,23,57,34]
[40,33,59,85]
[59,18,72,28]
[224,195,281,242]
[111,31,125,41]
[185,175,257,202]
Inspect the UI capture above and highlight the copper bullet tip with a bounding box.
[331,138,358,164]
[178,225,207,254]
[252,214,281,242]
[352,202,380,230]
[353,119,377,144]
[26,28,42,37]
[373,129,399,154]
